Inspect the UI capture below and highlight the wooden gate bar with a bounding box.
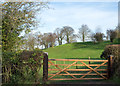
[49,59,108,62]
[48,69,107,71]
[49,64,107,66]
[79,61,107,79]
[94,61,107,69]
[48,61,77,79]
[46,58,109,81]
[48,61,77,80]
[80,61,107,79]
[81,61,107,79]
[48,73,107,75]
[50,78,104,80]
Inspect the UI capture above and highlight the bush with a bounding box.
[92,32,104,43]
[2,51,18,83]
[113,38,120,44]
[100,45,120,78]
[2,49,44,84]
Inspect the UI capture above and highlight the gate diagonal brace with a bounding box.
[48,61,77,79]
[48,61,78,80]
[79,61,107,79]
[80,61,107,79]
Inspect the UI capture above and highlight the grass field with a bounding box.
[40,41,116,84]
[44,41,112,59]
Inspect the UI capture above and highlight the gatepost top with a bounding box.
[44,52,48,55]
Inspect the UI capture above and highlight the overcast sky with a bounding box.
[33,1,118,36]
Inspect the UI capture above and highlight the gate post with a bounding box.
[43,52,48,83]
[107,55,113,79]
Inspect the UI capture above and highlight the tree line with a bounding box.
[19,24,120,50]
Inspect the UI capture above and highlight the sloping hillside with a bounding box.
[44,41,112,59]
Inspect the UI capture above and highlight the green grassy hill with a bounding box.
[44,41,112,59]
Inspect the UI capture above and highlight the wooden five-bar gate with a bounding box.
[43,53,113,82]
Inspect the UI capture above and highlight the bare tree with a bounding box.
[23,33,36,50]
[41,32,57,48]
[62,26,74,43]
[41,33,49,49]
[54,28,65,45]
[69,34,77,43]
[78,24,91,42]
[47,33,57,47]
[28,33,36,50]
[34,31,42,48]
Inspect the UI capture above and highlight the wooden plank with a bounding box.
[80,61,106,79]
[48,64,107,66]
[79,61,107,79]
[48,61,77,79]
[49,59,108,62]
[48,69,107,71]
[49,78,104,80]
[80,61,107,79]
[94,61,107,69]
[79,69,92,79]
[48,61,78,80]
[48,73,107,75]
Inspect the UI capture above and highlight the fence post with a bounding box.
[43,52,48,83]
[107,55,113,79]
[89,57,91,64]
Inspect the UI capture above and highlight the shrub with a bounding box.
[2,49,44,84]
[2,51,17,83]
[92,32,104,43]
[113,38,120,44]
[100,45,120,78]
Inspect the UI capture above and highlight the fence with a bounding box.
[43,54,113,82]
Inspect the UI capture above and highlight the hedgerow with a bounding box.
[2,49,44,84]
[101,45,120,78]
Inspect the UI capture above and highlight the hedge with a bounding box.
[113,38,120,44]
[2,49,44,84]
[101,44,120,78]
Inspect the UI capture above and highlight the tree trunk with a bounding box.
[45,44,48,49]
[67,35,69,43]
[58,38,60,45]
[60,38,63,45]
[110,38,113,42]
[60,41,62,45]
[51,42,54,48]
[83,34,85,42]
